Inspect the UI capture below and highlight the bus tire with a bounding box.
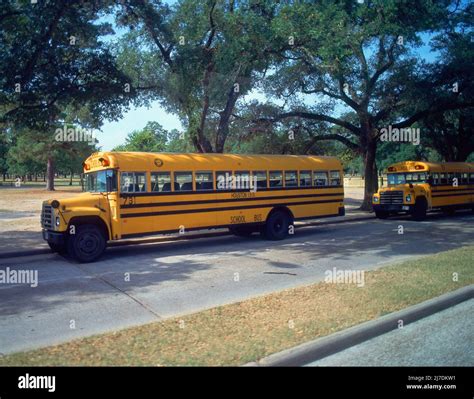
[263,210,290,240]
[48,241,67,255]
[375,210,389,219]
[229,226,255,237]
[67,224,106,263]
[412,198,427,221]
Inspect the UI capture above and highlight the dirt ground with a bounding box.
[0,187,81,253]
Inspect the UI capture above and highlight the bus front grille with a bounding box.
[380,191,403,205]
[41,204,53,229]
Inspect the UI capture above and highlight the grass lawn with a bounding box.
[1,245,473,366]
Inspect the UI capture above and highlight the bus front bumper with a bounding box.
[42,229,66,245]
[373,204,413,213]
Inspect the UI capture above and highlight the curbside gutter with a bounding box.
[0,214,373,260]
[246,285,474,367]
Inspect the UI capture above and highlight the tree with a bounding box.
[112,121,169,152]
[0,0,132,190]
[252,0,473,209]
[114,0,279,153]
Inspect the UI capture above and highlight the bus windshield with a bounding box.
[387,172,428,186]
[84,170,117,192]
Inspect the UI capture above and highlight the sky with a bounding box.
[96,13,440,151]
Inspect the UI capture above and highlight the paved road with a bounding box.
[1,212,473,354]
[307,299,474,366]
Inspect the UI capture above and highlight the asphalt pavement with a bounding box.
[1,211,473,355]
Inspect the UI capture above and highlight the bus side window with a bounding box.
[151,172,171,192]
[432,173,439,185]
[330,171,341,186]
[314,171,328,187]
[285,171,298,187]
[252,171,268,189]
[470,173,474,185]
[175,172,193,191]
[196,171,214,191]
[439,173,447,185]
[216,171,231,190]
[269,171,283,188]
[234,171,251,190]
[121,172,146,193]
[461,173,468,185]
[447,173,455,186]
[300,170,312,187]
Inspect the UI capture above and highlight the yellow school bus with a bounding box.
[373,161,474,220]
[41,152,345,262]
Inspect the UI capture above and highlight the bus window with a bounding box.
[216,171,231,190]
[253,171,267,189]
[439,173,447,185]
[269,171,283,188]
[285,171,298,187]
[330,171,341,186]
[470,173,474,184]
[234,171,251,190]
[196,171,214,191]
[314,171,328,186]
[151,172,171,192]
[175,172,193,191]
[461,173,468,185]
[121,172,147,193]
[447,173,455,186]
[300,170,312,187]
[432,173,439,185]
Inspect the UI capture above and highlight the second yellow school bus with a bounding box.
[41,152,345,262]
[373,161,474,220]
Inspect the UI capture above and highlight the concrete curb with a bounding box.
[247,284,474,367]
[0,215,373,260]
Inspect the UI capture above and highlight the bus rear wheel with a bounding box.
[67,224,106,263]
[263,210,291,240]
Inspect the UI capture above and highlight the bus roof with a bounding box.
[387,161,474,173]
[84,152,343,172]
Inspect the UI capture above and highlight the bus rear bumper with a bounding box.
[42,229,66,245]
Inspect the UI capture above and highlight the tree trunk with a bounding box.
[46,157,55,191]
[361,140,378,211]
[69,171,73,186]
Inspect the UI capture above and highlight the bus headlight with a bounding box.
[373,196,379,203]
[405,194,412,202]
[55,216,61,227]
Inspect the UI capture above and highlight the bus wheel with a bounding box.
[263,210,290,240]
[412,198,427,221]
[67,224,106,263]
[229,226,255,237]
[375,210,389,219]
[48,242,67,254]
